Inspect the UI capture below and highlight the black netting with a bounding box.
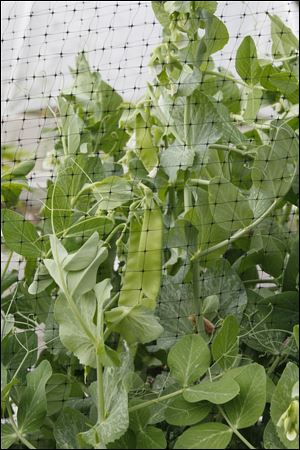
[1,2,299,449]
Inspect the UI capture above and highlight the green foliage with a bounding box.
[1,3,299,450]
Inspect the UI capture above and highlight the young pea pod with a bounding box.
[119,196,163,310]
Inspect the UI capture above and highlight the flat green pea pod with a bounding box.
[119,215,144,307]
[119,195,163,310]
[138,197,163,308]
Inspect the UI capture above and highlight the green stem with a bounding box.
[243,278,278,285]
[1,250,13,280]
[204,70,265,91]
[7,403,36,449]
[104,222,127,245]
[189,179,210,186]
[208,144,255,159]
[96,354,105,421]
[128,389,184,413]
[192,198,281,261]
[267,355,282,376]
[218,406,256,450]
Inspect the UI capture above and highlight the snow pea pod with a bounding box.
[119,197,163,310]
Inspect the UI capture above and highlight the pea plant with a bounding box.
[1,2,299,449]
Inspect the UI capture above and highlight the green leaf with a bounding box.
[64,216,114,238]
[167,334,211,387]
[241,87,263,122]
[1,331,37,381]
[54,291,97,367]
[66,245,108,296]
[223,363,266,429]
[199,259,247,322]
[106,305,164,345]
[270,362,299,449]
[136,426,166,449]
[269,14,299,60]
[160,142,194,183]
[79,355,130,446]
[17,360,52,434]
[263,420,286,449]
[90,176,133,210]
[1,209,43,258]
[174,422,233,449]
[208,177,253,232]
[1,424,17,449]
[185,188,230,265]
[283,239,299,291]
[212,315,239,370]
[185,91,244,155]
[165,396,211,425]
[44,182,72,233]
[236,36,261,85]
[135,114,159,173]
[202,295,219,321]
[46,374,72,416]
[183,376,240,404]
[54,408,91,449]
[251,123,298,205]
[63,232,99,271]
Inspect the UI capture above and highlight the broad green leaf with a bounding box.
[66,246,108,296]
[155,276,195,350]
[2,160,34,179]
[79,355,130,446]
[241,87,263,122]
[183,376,240,404]
[106,305,164,345]
[223,363,266,429]
[91,176,133,210]
[185,188,230,265]
[136,426,166,449]
[54,408,91,449]
[54,291,97,367]
[1,331,37,381]
[260,69,299,103]
[17,360,52,434]
[205,14,229,56]
[160,142,194,183]
[269,14,299,60]
[270,362,299,449]
[283,239,299,291]
[1,314,14,340]
[250,232,286,278]
[151,1,171,27]
[43,183,72,233]
[185,91,244,155]
[202,295,219,321]
[107,430,136,449]
[63,232,99,271]
[251,123,298,203]
[241,290,298,355]
[212,315,239,369]
[174,422,233,449]
[136,114,158,173]
[263,420,285,449]
[199,259,247,322]
[1,424,17,449]
[64,216,114,238]
[167,334,211,387]
[236,36,261,85]
[165,396,211,425]
[208,177,253,232]
[1,209,43,258]
[46,374,72,416]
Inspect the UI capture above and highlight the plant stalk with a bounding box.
[218,406,256,450]
[128,389,184,413]
[192,198,282,261]
[96,354,105,422]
